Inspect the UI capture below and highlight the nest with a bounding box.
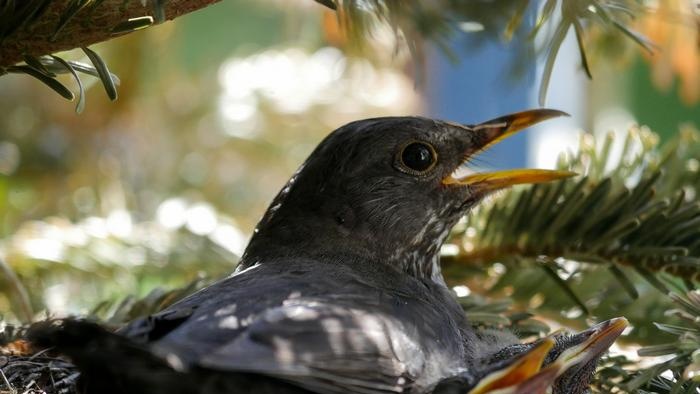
[0,353,78,394]
[1,329,78,394]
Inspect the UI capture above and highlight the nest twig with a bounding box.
[0,353,79,394]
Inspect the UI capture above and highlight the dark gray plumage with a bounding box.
[28,111,624,394]
[123,116,488,394]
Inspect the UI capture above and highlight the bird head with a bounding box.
[244,109,574,281]
[434,317,629,394]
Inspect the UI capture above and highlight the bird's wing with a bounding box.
[195,298,418,394]
[119,262,429,393]
[118,306,196,343]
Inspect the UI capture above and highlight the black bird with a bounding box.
[29,109,627,394]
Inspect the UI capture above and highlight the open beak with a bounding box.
[544,317,629,375]
[443,109,576,191]
[468,338,554,394]
[509,317,628,394]
[466,317,628,394]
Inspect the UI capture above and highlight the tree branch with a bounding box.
[0,0,221,68]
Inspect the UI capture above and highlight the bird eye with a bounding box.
[398,141,437,174]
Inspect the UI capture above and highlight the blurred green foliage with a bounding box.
[0,0,420,323]
[629,59,700,141]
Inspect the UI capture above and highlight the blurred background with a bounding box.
[0,0,698,327]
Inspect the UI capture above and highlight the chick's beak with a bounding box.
[507,317,628,394]
[443,109,576,191]
[466,317,628,394]
[468,338,554,394]
[546,317,629,373]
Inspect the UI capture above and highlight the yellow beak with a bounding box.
[467,338,554,394]
[542,317,629,375]
[443,109,576,190]
[467,317,629,394]
[443,169,577,189]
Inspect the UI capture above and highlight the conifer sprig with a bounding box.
[444,127,700,302]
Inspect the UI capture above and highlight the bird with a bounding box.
[28,109,627,394]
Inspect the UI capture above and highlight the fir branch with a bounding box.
[592,291,700,393]
[318,0,655,104]
[4,53,121,113]
[457,292,550,338]
[0,0,219,111]
[0,0,221,68]
[443,127,700,301]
